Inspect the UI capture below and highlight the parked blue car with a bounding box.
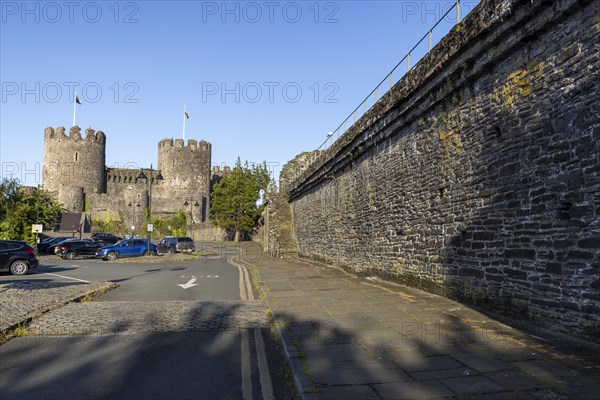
[96,239,157,261]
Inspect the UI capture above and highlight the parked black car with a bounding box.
[56,241,105,260]
[37,236,71,254]
[49,238,80,255]
[156,237,195,254]
[91,233,122,244]
[0,240,39,275]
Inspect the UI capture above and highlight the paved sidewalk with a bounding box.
[241,254,600,400]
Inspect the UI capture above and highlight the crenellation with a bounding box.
[157,138,211,152]
[96,131,106,143]
[199,140,210,151]
[159,138,174,147]
[69,126,82,140]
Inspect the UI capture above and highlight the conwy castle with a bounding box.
[42,125,213,230]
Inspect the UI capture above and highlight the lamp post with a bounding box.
[137,164,164,254]
[35,185,42,245]
[183,199,200,239]
[128,200,140,237]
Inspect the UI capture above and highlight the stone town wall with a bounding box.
[286,0,600,341]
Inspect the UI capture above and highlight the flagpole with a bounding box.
[72,91,77,127]
[182,105,186,141]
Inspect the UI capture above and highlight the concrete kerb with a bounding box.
[235,256,319,400]
[0,281,118,337]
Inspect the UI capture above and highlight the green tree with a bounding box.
[211,159,270,241]
[0,179,64,244]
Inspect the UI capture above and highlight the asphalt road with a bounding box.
[0,253,294,399]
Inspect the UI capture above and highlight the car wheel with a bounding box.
[66,252,76,260]
[106,251,118,261]
[10,260,29,275]
[144,250,154,256]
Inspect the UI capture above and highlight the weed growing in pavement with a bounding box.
[0,322,31,344]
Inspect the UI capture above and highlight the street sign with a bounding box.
[31,224,43,233]
[147,223,154,232]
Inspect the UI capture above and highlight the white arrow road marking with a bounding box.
[177,277,198,289]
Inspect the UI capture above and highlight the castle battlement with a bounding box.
[159,138,211,151]
[44,126,106,143]
[106,167,145,184]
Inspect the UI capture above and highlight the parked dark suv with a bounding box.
[156,237,195,254]
[0,240,39,275]
[56,240,105,260]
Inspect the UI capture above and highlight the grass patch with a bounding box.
[0,322,31,344]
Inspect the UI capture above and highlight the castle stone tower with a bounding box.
[42,126,106,210]
[156,138,212,222]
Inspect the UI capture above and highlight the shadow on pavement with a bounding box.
[0,301,296,400]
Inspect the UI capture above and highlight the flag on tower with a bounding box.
[182,105,188,140]
[72,92,81,127]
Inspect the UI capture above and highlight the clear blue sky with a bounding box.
[1,0,479,186]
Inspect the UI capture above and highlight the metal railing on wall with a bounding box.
[291,0,466,185]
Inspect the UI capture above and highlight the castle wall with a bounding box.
[58,186,84,213]
[284,0,600,341]
[42,126,105,195]
[88,190,148,231]
[106,168,145,197]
